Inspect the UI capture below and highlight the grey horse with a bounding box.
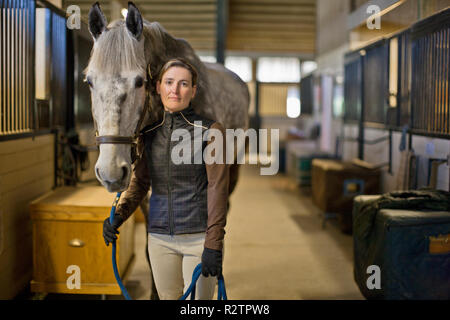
[86,2,249,193]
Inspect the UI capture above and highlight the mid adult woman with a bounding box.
[102,58,230,300]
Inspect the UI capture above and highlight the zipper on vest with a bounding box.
[167,115,174,235]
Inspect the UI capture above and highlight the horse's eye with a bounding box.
[135,76,144,88]
[84,77,93,88]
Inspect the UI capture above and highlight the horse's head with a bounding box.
[86,2,148,192]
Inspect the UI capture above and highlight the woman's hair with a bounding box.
[158,58,198,86]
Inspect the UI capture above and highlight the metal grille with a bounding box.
[300,74,313,115]
[363,39,389,125]
[344,52,361,123]
[0,0,35,135]
[411,8,450,136]
[397,30,411,127]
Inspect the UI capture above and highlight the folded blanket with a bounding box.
[354,189,450,248]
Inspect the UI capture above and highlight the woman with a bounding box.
[103,58,229,300]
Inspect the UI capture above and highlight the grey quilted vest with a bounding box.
[142,105,215,235]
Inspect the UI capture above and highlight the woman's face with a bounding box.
[156,66,197,113]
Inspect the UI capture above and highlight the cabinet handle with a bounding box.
[68,238,85,247]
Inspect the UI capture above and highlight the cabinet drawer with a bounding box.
[32,216,134,293]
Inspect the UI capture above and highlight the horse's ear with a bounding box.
[126,2,143,40]
[88,2,108,40]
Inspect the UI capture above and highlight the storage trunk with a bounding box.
[30,186,137,295]
[353,195,450,300]
[311,159,381,233]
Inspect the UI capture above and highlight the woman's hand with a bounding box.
[103,214,124,246]
[201,247,223,277]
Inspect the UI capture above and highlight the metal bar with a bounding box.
[398,34,403,124]
[411,39,416,131]
[431,32,436,134]
[23,0,27,131]
[13,0,17,133]
[416,37,421,130]
[439,29,444,134]
[15,0,19,132]
[17,0,21,132]
[413,37,419,130]
[441,29,445,134]
[0,0,3,134]
[30,0,36,131]
[21,0,25,131]
[441,29,450,134]
[12,0,15,132]
[388,129,392,174]
[434,30,439,134]
[359,54,365,160]
[447,28,450,135]
[429,32,433,132]
[420,36,425,131]
[424,34,429,132]
[7,0,11,133]
[423,35,429,132]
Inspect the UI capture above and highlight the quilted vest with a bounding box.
[141,105,215,235]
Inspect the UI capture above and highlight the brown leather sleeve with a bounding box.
[116,141,151,221]
[204,122,230,251]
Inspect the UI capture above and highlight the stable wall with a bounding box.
[0,134,55,299]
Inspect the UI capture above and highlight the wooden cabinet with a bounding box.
[30,186,138,295]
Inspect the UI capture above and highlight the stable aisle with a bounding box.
[222,164,364,300]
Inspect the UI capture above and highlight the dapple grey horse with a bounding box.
[86,2,249,193]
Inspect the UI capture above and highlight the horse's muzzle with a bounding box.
[95,164,131,192]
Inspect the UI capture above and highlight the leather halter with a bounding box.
[94,65,152,164]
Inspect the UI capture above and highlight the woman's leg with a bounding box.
[147,233,184,300]
[179,233,216,300]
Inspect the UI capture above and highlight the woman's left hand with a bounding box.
[201,247,223,277]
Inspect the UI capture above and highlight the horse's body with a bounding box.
[86,3,249,192]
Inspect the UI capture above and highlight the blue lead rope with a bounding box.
[110,193,227,301]
[110,192,132,300]
[180,263,228,300]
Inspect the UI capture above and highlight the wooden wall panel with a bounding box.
[65,0,217,52]
[0,134,55,299]
[228,0,316,54]
[65,0,316,55]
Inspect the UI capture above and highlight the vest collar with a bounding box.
[164,104,195,118]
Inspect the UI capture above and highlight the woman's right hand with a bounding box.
[103,214,124,246]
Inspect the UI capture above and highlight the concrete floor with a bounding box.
[126,164,364,300]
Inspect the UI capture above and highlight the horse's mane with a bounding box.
[84,20,168,76]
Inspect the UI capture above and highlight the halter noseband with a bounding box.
[94,65,153,164]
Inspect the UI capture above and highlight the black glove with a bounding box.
[103,214,124,246]
[201,247,223,277]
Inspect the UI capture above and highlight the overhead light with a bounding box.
[121,8,128,19]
